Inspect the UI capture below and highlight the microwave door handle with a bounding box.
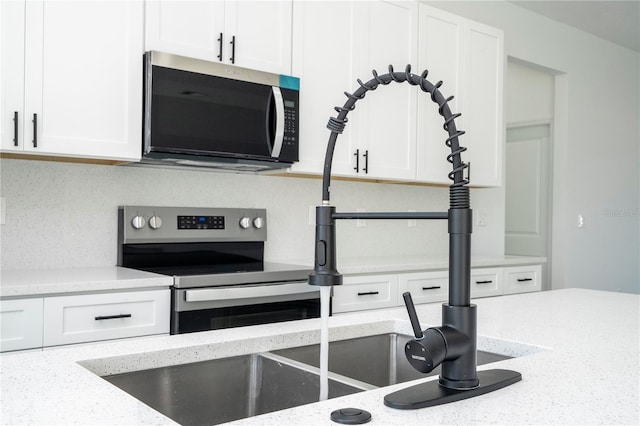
[271,86,285,158]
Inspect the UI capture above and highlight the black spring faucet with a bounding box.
[309,65,521,409]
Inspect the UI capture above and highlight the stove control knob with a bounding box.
[149,215,162,230]
[239,216,252,229]
[131,215,146,229]
[253,217,264,229]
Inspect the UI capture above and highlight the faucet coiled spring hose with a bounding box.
[321,65,469,209]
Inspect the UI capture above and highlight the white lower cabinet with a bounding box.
[470,268,503,298]
[503,265,541,295]
[332,274,398,313]
[0,298,44,352]
[43,290,170,347]
[333,264,542,314]
[398,270,449,304]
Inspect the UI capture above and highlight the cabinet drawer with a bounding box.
[470,268,503,298]
[504,265,541,295]
[43,290,170,346]
[332,275,398,313]
[0,298,44,352]
[399,271,448,304]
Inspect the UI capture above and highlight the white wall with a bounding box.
[0,159,454,270]
[426,0,640,293]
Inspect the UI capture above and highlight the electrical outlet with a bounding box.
[357,208,366,227]
[408,209,417,227]
[476,209,487,227]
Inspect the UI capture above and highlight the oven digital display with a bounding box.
[178,215,225,230]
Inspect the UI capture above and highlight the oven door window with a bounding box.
[172,299,321,334]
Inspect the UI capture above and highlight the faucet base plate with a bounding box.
[384,369,521,410]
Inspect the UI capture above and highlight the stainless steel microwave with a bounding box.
[141,51,300,172]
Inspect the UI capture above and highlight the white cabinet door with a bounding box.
[416,5,503,187]
[332,274,399,313]
[399,270,449,304]
[350,0,418,181]
[462,21,503,187]
[416,5,462,185]
[227,0,292,75]
[0,298,43,352]
[19,0,143,161]
[146,0,292,75]
[43,290,170,347]
[504,265,541,295]
[0,1,26,152]
[470,267,503,298]
[145,0,226,61]
[288,0,356,176]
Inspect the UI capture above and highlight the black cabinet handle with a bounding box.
[353,149,360,172]
[229,35,236,64]
[13,111,18,146]
[357,291,379,296]
[517,278,533,282]
[95,314,132,321]
[363,150,369,174]
[475,280,493,285]
[217,32,223,61]
[422,286,441,290]
[32,113,37,148]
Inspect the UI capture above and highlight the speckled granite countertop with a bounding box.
[0,267,173,298]
[1,288,637,425]
[0,256,544,298]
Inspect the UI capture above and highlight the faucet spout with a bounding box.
[310,64,521,410]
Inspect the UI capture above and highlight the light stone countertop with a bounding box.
[1,288,638,425]
[0,256,544,298]
[0,267,173,298]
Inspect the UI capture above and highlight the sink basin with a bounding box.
[274,333,512,387]
[103,353,366,426]
[101,333,512,425]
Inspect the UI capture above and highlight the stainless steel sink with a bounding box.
[103,353,367,426]
[102,333,512,425]
[273,333,512,387]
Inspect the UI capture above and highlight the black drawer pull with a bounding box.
[217,32,223,61]
[32,113,37,147]
[13,111,18,146]
[475,280,493,284]
[517,278,533,282]
[422,286,441,290]
[229,35,236,64]
[357,291,379,296]
[95,314,132,321]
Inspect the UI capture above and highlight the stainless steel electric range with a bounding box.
[117,206,317,334]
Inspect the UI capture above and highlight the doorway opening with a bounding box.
[504,59,556,290]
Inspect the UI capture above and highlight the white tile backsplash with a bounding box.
[0,159,464,270]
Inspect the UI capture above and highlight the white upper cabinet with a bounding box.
[417,5,504,187]
[0,1,25,153]
[145,0,292,75]
[349,0,418,181]
[288,0,356,176]
[290,0,418,181]
[1,1,143,161]
[291,1,503,186]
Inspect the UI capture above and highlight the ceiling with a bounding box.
[508,0,640,52]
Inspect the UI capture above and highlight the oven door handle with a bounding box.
[184,281,317,302]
